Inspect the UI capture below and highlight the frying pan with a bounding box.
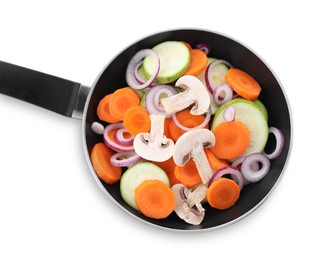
[0,28,292,231]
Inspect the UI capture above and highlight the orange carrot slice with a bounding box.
[184,49,208,76]
[135,180,175,219]
[96,94,120,123]
[163,117,173,139]
[174,159,202,188]
[210,121,250,160]
[90,142,122,184]
[168,109,208,142]
[207,178,240,210]
[109,87,140,121]
[226,68,261,101]
[123,106,151,136]
[206,149,229,172]
[154,157,180,186]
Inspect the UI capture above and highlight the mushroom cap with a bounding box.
[133,133,175,162]
[173,129,215,166]
[175,75,210,115]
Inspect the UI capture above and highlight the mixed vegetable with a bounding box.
[90,41,284,225]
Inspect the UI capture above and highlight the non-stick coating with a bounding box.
[83,29,291,231]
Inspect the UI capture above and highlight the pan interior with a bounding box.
[83,29,291,231]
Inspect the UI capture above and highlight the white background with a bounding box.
[0,1,323,259]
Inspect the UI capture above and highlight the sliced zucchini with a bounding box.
[211,98,269,158]
[120,162,170,210]
[143,41,190,84]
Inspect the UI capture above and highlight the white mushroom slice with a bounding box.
[133,115,175,162]
[161,75,210,115]
[173,129,215,184]
[185,184,207,208]
[172,183,206,225]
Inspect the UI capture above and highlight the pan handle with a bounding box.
[0,60,90,119]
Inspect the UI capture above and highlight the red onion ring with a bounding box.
[231,156,256,186]
[171,107,211,132]
[103,123,134,152]
[231,156,245,169]
[134,61,145,84]
[205,59,234,94]
[110,150,142,167]
[241,153,271,182]
[114,128,134,146]
[223,106,236,122]
[196,43,212,55]
[126,49,160,90]
[208,166,244,190]
[213,83,233,105]
[153,87,178,112]
[91,122,104,135]
[145,85,178,117]
[264,127,284,160]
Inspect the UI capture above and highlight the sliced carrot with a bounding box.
[207,178,240,210]
[163,117,173,139]
[96,94,120,123]
[90,142,122,184]
[154,157,180,186]
[123,106,151,136]
[174,159,202,188]
[181,41,192,50]
[168,109,208,142]
[206,149,229,172]
[184,49,208,76]
[107,128,118,141]
[109,87,140,121]
[225,68,261,101]
[210,121,250,160]
[135,180,175,219]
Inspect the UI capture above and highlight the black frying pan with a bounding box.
[0,29,292,231]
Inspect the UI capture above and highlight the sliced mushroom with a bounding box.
[133,114,174,162]
[161,75,210,115]
[172,183,207,225]
[173,129,215,185]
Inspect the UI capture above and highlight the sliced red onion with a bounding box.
[213,83,233,106]
[208,166,244,190]
[153,86,178,112]
[264,127,284,160]
[103,123,134,152]
[126,49,160,90]
[241,153,271,182]
[171,107,211,132]
[232,156,259,172]
[196,43,212,55]
[134,61,145,84]
[110,150,142,167]
[231,156,245,168]
[91,122,104,135]
[205,59,234,94]
[145,85,178,118]
[231,156,254,186]
[223,106,236,122]
[114,128,134,146]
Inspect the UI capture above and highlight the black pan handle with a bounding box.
[0,60,90,119]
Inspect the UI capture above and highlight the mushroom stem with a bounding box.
[161,89,196,115]
[191,144,214,185]
[148,114,165,143]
